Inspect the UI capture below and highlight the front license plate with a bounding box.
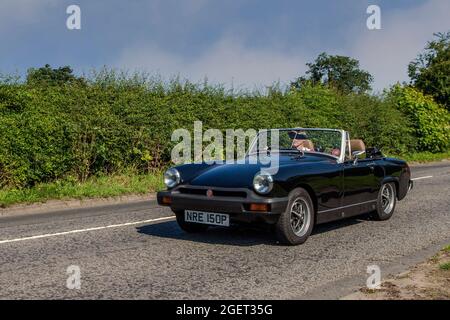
[185,210,230,227]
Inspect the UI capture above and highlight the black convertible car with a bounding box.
[157,128,413,245]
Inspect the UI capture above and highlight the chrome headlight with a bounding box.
[253,173,274,194]
[164,168,181,188]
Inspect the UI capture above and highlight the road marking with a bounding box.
[411,175,433,181]
[0,216,175,245]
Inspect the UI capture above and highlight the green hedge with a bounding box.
[388,85,450,152]
[0,74,448,188]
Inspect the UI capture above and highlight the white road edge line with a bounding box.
[0,216,175,245]
[411,175,433,181]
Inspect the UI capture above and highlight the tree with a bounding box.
[291,53,373,94]
[26,64,85,86]
[408,32,450,110]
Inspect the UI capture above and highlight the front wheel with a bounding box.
[275,188,315,245]
[374,182,397,221]
[174,210,209,233]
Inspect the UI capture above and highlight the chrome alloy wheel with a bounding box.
[289,198,311,237]
[381,183,395,214]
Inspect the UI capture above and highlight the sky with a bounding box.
[0,0,449,92]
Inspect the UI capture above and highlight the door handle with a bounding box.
[368,162,376,170]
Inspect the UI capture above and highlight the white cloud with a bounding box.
[350,0,450,92]
[115,37,310,90]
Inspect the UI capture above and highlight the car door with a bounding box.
[342,158,381,216]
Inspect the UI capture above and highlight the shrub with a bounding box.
[388,85,450,152]
[338,93,416,154]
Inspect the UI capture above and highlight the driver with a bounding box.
[289,131,313,152]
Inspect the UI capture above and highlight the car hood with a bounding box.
[189,163,263,188]
[186,154,333,188]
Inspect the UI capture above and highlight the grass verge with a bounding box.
[344,244,450,300]
[395,151,450,163]
[0,171,164,208]
[439,262,450,271]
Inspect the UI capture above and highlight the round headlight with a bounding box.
[164,168,181,188]
[253,173,274,194]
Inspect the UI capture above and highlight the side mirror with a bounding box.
[352,150,365,165]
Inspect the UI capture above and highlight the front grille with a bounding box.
[213,190,247,198]
[178,187,247,198]
[178,188,207,196]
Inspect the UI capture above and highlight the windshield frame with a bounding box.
[248,128,347,163]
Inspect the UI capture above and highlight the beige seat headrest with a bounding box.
[350,139,366,152]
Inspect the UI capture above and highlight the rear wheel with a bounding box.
[374,182,397,221]
[275,188,315,245]
[174,210,209,233]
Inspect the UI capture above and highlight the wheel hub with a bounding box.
[290,198,310,236]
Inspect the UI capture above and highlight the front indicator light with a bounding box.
[161,196,172,205]
[249,203,270,212]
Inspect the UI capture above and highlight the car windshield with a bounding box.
[248,128,344,159]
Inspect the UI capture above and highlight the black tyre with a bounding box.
[174,210,209,233]
[373,182,397,221]
[275,188,315,245]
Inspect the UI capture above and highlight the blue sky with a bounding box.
[0,0,449,91]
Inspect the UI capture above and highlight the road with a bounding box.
[0,162,449,299]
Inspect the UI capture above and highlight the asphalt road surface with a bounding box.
[0,162,449,299]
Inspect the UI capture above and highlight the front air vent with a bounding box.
[178,187,247,198]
